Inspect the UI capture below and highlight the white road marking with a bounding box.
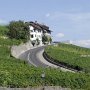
[27,52,37,67]
[37,49,75,73]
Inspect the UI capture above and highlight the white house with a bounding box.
[27,21,52,46]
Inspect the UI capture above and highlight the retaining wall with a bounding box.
[0,86,71,90]
[11,41,33,58]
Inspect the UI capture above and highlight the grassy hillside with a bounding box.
[0,25,9,35]
[45,43,90,72]
[0,26,22,45]
[0,25,90,89]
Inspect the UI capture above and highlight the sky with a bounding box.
[0,0,90,47]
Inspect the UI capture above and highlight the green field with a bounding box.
[45,43,90,72]
[0,25,90,89]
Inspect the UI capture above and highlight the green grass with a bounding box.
[0,25,9,35]
[45,43,90,72]
[0,25,90,89]
[1,44,90,89]
[0,25,22,45]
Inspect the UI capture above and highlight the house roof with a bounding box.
[26,21,52,32]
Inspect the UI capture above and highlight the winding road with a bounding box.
[19,46,48,67]
[19,46,75,72]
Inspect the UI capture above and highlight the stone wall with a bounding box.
[11,41,33,58]
[0,86,71,90]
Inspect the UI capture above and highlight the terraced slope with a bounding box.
[45,43,90,72]
[0,26,90,89]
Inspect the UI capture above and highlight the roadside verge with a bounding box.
[43,51,81,72]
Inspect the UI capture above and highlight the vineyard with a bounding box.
[0,25,90,89]
[45,43,90,73]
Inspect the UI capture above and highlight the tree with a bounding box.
[49,37,52,44]
[8,20,29,42]
[42,35,52,44]
[42,35,48,44]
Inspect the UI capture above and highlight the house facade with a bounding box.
[27,21,52,46]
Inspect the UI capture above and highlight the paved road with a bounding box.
[19,46,49,67]
[19,46,75,72]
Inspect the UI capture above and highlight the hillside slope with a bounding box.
[45,43,90,72]
[0,26,90,89]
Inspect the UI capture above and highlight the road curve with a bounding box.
[19,46,75,72]
[19,46,49,67]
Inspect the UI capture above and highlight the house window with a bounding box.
[39,30,41,32]
[38,30,41,32]
[31,35,33,38]
[34,29,36,32]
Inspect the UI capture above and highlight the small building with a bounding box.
[26,21,52,46]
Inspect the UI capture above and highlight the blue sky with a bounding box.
[0,0,90,45]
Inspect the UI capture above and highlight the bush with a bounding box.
[8,20,29,42]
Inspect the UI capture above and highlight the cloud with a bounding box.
[55,33,64,38]
[72,40,90,48]
[0,19,7,25]
[45,13,50,17]
[61,40,90,48]
[46,12,90,34]
[46,12,90,22]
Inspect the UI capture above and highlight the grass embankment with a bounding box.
[0,25,90,89]
[45,43,90,72]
